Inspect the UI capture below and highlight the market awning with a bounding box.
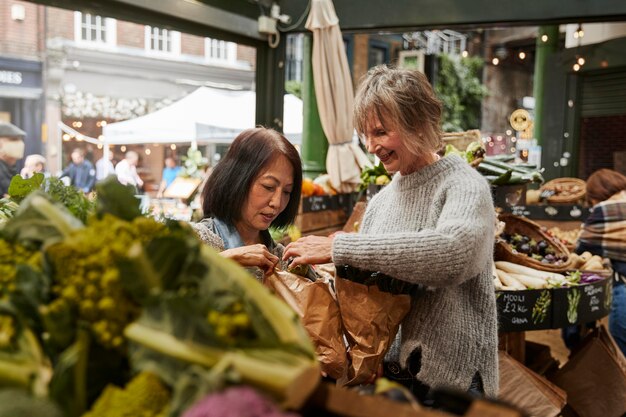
[102,86,302,146]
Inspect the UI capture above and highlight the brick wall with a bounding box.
[46,7,73,41]
[578,114,626,179]
[181,33,203,56]
[117,21,144,49]
[0,1,43,58]
[237,44,256,68]
[352,34,369,88]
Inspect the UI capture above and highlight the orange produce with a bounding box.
[301,178,315,197]
[312,183,325,196]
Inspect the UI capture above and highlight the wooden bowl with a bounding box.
[495,213,574,272]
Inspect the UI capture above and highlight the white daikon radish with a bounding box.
[496,269,526,290]
[506,273,548,289]
[493,276,504,290]
[495,261,565,281]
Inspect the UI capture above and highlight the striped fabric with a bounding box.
[577,191,626,276]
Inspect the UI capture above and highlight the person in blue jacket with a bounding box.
[61,148,96,193]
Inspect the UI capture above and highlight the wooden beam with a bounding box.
[282,0,626,33]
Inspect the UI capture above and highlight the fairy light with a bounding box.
[461,50,468,58]
[577,57,585,66]
[541,35,548,42]
[492,57,499,65]
[145,148,151,155]
[170,144,177,150]
[574,24,584,39]
[62,133,71,141]
[121,146,127,152]
[518,51,526,60]
[573,63,581,71]
[97,143,103,149]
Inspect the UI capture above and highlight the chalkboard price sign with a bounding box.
[552,277,612,327]
[301,195,340,212]
[496,289,553,332]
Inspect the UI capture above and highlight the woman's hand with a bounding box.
[283,235,334,268]
[221,244,279,277]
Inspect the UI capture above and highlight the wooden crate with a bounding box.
[295,209,347,235]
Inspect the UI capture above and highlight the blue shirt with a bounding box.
[162,166,181,187]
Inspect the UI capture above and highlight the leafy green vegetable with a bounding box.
[8,174,45,202]
[359,162,390,191]
[43,177,96,224]
[121,237,319,408]
[2,192,83,248]
[94,176,142,222]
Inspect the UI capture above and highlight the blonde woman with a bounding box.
[284,65,498,402]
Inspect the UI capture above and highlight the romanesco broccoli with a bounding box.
[82,372,170,417]
[0,238,42,297]
[45,214,169,349]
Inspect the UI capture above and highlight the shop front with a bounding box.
[0,56,44,159]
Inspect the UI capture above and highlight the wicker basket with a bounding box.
[442,129,481,151]
[540,177,586,204]
[495,213,574,272]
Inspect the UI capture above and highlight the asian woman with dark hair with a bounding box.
[192,127,302,280]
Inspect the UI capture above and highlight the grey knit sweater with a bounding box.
[332,154,499,397]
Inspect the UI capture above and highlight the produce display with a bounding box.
[359,162,390,191]
[476,156,544,186]
[495,214,573,272]
[493,261,607,291]
[540,177,586,204]
[301,175,338,197]
[547,227,581,249]
[499,233,568,266]
[0,176,320,416]
[443,141,485,166]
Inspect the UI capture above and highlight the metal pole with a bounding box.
[301,34,328,178]
[533,25,559,146]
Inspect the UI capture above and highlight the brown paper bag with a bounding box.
[264,271,347,380]
[498,351,566,417]
[334,277,411,386]
[551,325,626,417]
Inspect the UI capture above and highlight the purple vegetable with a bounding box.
[580,273,604,284]
[182,386,301,417]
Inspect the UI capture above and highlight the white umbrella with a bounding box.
[305,0,370,192]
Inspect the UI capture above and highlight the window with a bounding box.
[204,38,237,64]
[74,12,116,46]
[145,26,181,54]
[368,40,389,68]
[286,34,304,81]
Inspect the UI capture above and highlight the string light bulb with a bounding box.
[461,50,468,58]
[577,57,585,66]
[518,51,526,60]
[170,144,176,150]
[121,146,127,152]
[541,35,548,42]
[574,24,584,39]
[492,57,499,65]
[573,63,581,71]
